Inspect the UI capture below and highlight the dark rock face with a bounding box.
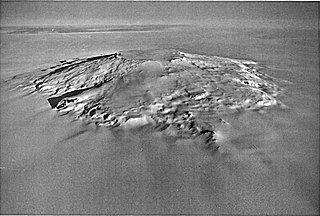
[10,49,288,150]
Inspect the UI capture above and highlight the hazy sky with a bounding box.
[0,1,318,27]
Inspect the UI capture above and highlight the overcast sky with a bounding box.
[0,1,318,27]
